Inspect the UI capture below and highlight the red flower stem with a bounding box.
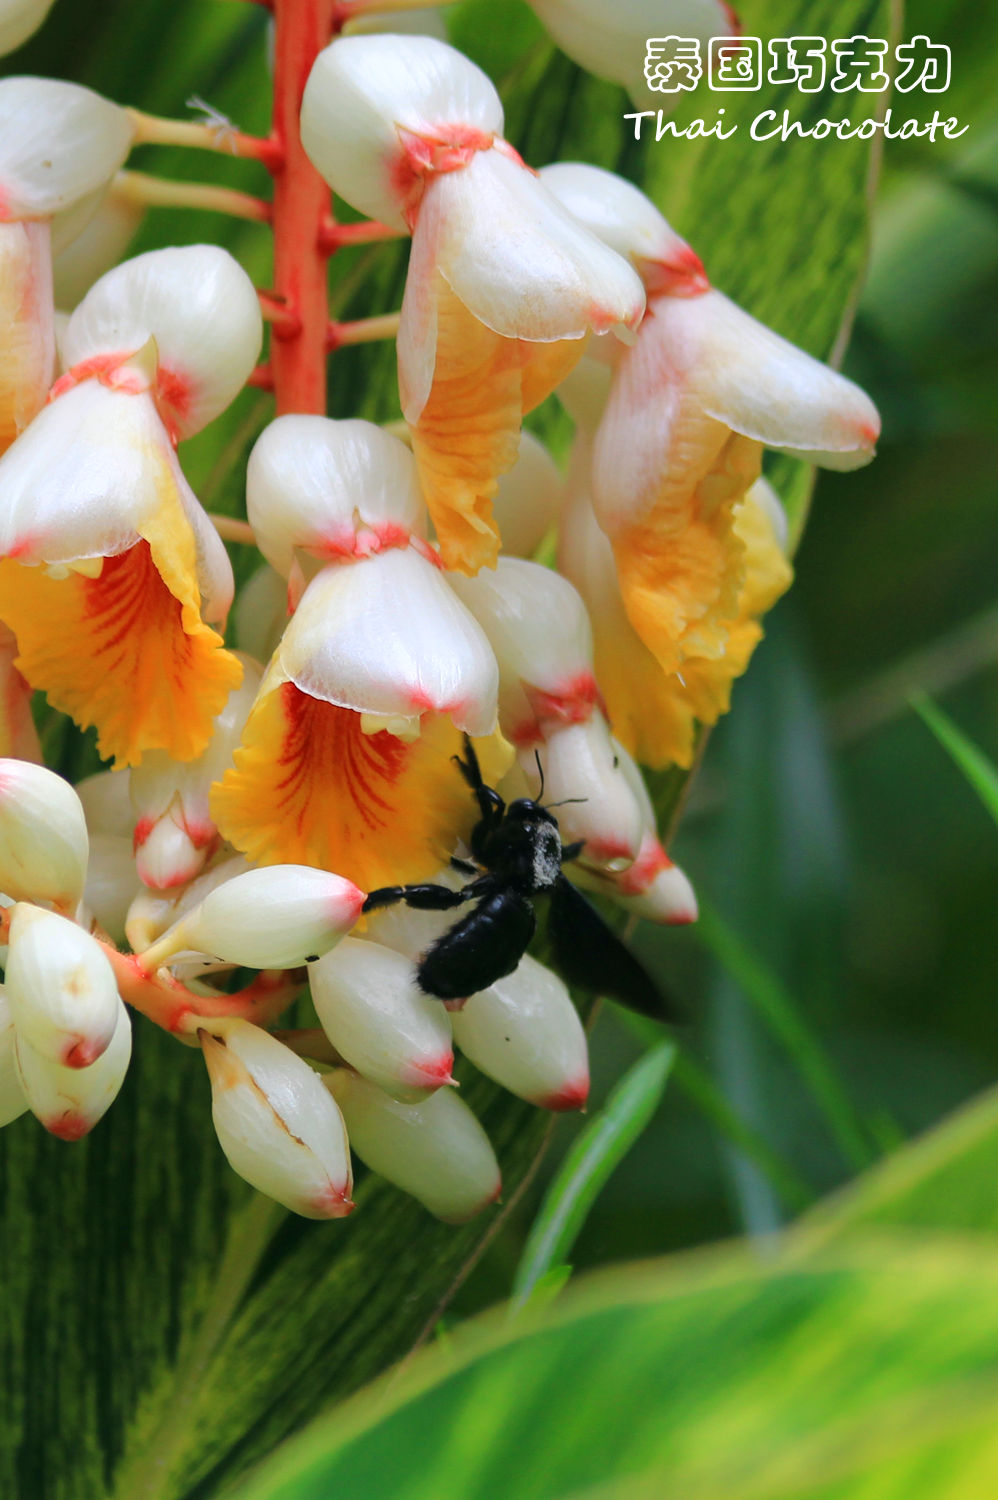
[248,363,275,390]
[258,289,303,337]
[269,0,340,416]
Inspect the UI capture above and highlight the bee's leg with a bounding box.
[450,856,479,876]
[453,735,505,829]
[362,882,472,915]
[560,840,586,865]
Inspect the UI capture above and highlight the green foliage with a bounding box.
[234,1086,998,1500]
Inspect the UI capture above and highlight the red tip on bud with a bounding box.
[46,1111,91,1141]
[62,1036,104,1070]
[539,1074,590,1113]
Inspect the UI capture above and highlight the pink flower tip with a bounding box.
[46,1112,92,1141]
[312,1185,356,1219]
[643,246,711,300]
[62,1037,106,1070]
[406,1052,458,1089]
[539,1074,590,1113]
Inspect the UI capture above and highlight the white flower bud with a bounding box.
[0,0,56,56]
[451,955,589,1111]
[4,903,120,1068]
[201,1021,353,1218]
[0,78,133,219]
[15,997,131,1138]
[0,759,89,909]
[519,715,645,870]
[0,986,28,1129]
[140,865,365,972]
[310,938,455,1102]
[247,417,425,579]
[81,834,142,946]
[327,1068,500,1222]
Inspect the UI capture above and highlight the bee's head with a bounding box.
[506,798,558,829]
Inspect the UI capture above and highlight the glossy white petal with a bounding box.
[310,938,455,1102]
[130,654,263,889]
[247,416,425,578]
[281,550,498,737]
[15,997,130,1138]
[0,986,28,1127]
[5,903,119,1067]
[420,147,645,342]
[201,1021,353,1218]
[0,220,54,449]
[539,162,709,297]
[0,0,55,55]
[449,558,594,744]
[0,78,133,218]
[0,380,233,624]
[491,431,566,558]
[301,33,504,230]
[143,865,365,972]
[0,759,88,908]
[327,1068,500,1222]
[528,0,737,108]
[63,245,263,438]
[556,349,616,434]
[519,715,645,869]
[81,834,142,946]
[452,955,589,1110]
[124,853,250,955]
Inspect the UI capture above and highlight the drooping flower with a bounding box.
[4,902,119,1068]
[213,418,510,889]
[0,78,133,453]
[525,0,739,108]
[541,163,877,762]
[0,758,89,910]
[0,245,261,766]
[300,34,645,574]
[14,995,131,1139]
[326,1068,501,1223]
[559,431,793,768]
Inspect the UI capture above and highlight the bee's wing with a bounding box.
[549,877,683,1024]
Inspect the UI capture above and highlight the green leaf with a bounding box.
[911,693,998,829]
[511,1044,676,1310]
[232,1232,998,1500]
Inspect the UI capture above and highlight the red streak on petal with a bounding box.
[277,684,411,837]
[46,1111,91,1141]
[616,837,671,897]
[133,816,154,852]
[392,124,495,226]
[525,673,603,732]
[585,836,638,862]
[404,1051,456,1088]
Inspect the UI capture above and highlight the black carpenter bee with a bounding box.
[362,736,678,1021]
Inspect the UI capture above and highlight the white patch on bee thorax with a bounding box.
[533,825,562,889]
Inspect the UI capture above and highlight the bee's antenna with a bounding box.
[534,749,545,801]
[545,797,588,809]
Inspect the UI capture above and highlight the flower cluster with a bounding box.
[0,7,878,1224]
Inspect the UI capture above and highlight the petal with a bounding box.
[327,1067,501,1222]
[281,549,498,736]
[491,431,566,559]
[405,268,582,573]
[0,0,55,55]
[539,161,709,298]
[519,714,645,869]
[451,954,589,1111]
[63,246,263,439]
[247,416,426,578]
[234,563,288,665]
[51,173,144,308]
[427,148,646,342]
[201,1021,353,1218]
[211,675,511,890]
[0,220,54,454]
[0,78,132,219]
[301,33,504,230]
[449,558,598,745]
[81,833,142,946]
[0,540,241,768]
[571,833,699,926]
[75,767,133,839]
[310,937,455,1102]
[5,902,119,1067]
